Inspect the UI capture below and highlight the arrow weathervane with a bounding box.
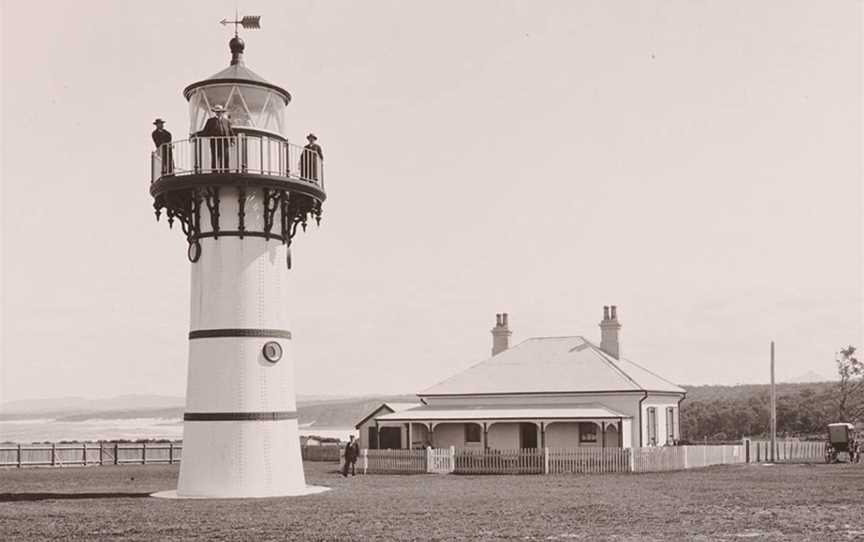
[220,14,261,37]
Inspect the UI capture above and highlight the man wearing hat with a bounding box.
[151,118,173,175]
[300,133,323,182]
[198,105,234,172]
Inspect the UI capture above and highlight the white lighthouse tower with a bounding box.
[150,25,327,498]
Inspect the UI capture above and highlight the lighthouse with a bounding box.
[149,24,327,498]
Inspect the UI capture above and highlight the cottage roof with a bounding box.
[420,336,684,396]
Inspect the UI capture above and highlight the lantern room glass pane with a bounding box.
[188,84,286,137]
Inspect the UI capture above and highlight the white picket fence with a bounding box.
[359,445,746,475]
[548,447,631,474]
[454,448,544,474]
[632,445,745,472]
[748,439,825,463]
[361,449,427,474]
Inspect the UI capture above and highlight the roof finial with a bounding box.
[220,14,260,66]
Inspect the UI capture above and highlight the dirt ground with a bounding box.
[1,461,862,541]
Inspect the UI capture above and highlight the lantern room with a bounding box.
[183,36,291,138]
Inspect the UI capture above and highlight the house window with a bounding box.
[647,407,657,446]
[666,407,675,443]
[579,422,598,443]
[465,423,482,443]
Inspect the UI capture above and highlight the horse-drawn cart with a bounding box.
[825,423,860,464]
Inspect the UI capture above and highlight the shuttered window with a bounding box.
[666,407,675,443]
[647,407,657,446]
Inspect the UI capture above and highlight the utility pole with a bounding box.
[770,340,776,462]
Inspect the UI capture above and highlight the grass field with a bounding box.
[1,461,863,541]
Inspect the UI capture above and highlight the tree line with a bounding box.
[680,346,862,441]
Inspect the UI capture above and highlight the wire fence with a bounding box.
[0,442,182,468]
[0,442,345,468]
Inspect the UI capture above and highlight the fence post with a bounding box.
[114,442,119,465]
[99,441,104,466]
[683,446,689,470]
[426,447,433,474]
[169,442,174,465]
[51,443,56,467]
[17,444,21,468]
[744,439,750,463]
[543,447,549,474]
[362,449,368,475]
[82,442,87,466]
[142,442,147,465]
[628,448,634,473]
[450,446,456,474]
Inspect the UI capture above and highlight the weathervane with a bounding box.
[219,13,261,37]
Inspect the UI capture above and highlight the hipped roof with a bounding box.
[420,336,685,396]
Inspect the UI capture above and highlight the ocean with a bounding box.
[0,417,356,444]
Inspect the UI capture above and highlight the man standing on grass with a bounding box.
[342,435,360,477]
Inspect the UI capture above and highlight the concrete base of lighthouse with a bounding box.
[175,419,312,498]
[152,486,330,500]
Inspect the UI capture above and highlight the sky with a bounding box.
[1,0,862,403]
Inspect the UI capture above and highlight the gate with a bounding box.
[427,447,454,474]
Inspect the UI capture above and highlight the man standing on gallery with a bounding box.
[151,118,173,175]
[198,104,234,172]
[300,133,323,182]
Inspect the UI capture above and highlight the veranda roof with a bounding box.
[354,402,424,429]
[375,404,630,423]
[420,336,685,396]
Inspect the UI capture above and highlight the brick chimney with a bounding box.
[491,313,512,356]
[599,305,622,359]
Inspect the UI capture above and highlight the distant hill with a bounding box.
[0,394,420,428]
[296,395,419,427]
[681,381,835,403]
[784,371,829,384]
[0,395,185,418]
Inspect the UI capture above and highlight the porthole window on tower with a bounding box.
[262,341,283,363]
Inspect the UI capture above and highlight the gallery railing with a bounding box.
[151,134,324,188]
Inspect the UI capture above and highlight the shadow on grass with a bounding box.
[0,492,153,502]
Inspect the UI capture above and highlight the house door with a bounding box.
[519,423,538,449]
[379,427,402,449]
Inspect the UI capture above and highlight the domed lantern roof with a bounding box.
[183,37,291,138]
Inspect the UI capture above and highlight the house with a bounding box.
[356,307,685,450]
[355,402,424,450]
